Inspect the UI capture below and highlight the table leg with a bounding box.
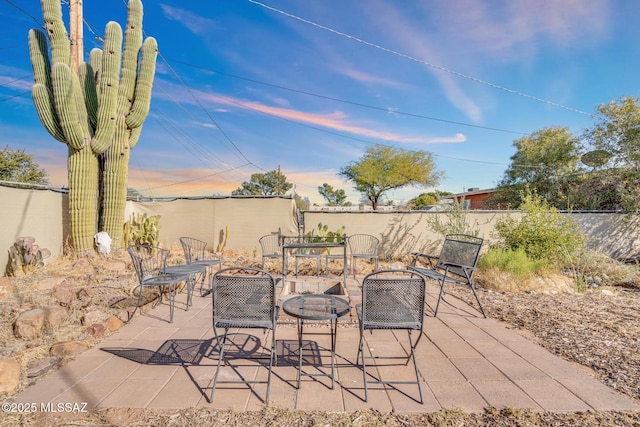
[296,318,303,389]
[330,318,337,389]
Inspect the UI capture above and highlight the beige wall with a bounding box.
[2,184,639,274]
[0,186,66,273]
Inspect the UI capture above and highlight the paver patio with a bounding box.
[13,277,640,413]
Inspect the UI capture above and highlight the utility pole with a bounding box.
[70,0,83,73]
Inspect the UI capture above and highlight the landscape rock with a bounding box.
[105,315,125,332]
[49,340,91,358]
[26,357,61,378]
[53,280,77,307]
[43,305,67,330]
[0,277,13,299]
[86,323,105,339]
[0,359,20,395]
[81,309,104,326]
[13,308,46,339]
[35,276,65,291]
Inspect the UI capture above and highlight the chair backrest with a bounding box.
[259,234,282,257]
[437,234,483,281]
[347,234,380,256]
[360,270,425,331]
[179,237,207,264]
[212,267,277,329]
[128,245,170,283]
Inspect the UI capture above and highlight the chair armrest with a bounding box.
[410,252,439,268]
[441,261,476,277]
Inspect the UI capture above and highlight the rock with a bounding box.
[81,310,104,326]
[0,277,13,299]
[389,261,405,270]
[86,323,105,339]
[50,341,91,358]
[601,289,615,296]
[26,357,61,378]
[14,308,46,339]
[105,315,125,332]
[43,306,67,330]
[35,276,65,291]
[53,280,77,307]
[0,359,20,395]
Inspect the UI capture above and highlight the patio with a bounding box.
[13,276,639,413]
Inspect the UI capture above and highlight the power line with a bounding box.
[3,0,42,27]
[167,58,528,136]
[0,92,29,102]
[247,0,595,118]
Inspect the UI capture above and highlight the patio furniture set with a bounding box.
[126,233,485,404]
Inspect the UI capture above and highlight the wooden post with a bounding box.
[69,0,83,73]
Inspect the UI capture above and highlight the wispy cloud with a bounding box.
[159,4,218,36]
[336,67,406,89]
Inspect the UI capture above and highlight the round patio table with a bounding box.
[282,294,350,389]
[162,263,206,309]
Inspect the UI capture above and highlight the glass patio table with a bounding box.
[281,235,347,283]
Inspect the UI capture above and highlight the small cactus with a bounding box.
[216,226,229,254]
[7,237,51,276]
[123,213,160,248]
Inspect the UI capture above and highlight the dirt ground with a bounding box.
[1,252,640,426]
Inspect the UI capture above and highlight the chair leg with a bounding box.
[126,285,144,324]
[434,278,446,316]
[265,329,276,402]
[470,283,487,318]
[168,285,175,323]
[210,328,228,403]
[407,330,423,404]
[357,327,368,402]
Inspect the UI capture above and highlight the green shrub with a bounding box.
[426,198,481,238]
[493,192,585,265]
[477,247,547,278]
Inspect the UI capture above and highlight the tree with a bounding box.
[318,183,348,206]
[232,170,293,196]
[294,194,310,210]
[493,126,582,208]
[0,146,48,185]
[408,191,452,210]
[339,144,441,210]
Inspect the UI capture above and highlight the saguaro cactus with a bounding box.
[28,0,157,252]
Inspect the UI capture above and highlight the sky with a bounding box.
[1,0,639,206]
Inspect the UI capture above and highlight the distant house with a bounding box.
[443,187,498,210]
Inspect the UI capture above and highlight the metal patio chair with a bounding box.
[179,237,223,297]
[210,267,279,403]
[408,234,485,317]
[347,234,379,278]
[128,245,190,323]
[356,269,426,403]
[259,233,283,273]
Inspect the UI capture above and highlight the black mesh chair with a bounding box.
[128,245,190,323]
[356,270,426,403]
[179,237,223,297]
[210,267,279,403]
[347,234,379,278]
[258,233,283,273]
[408,234,485,317]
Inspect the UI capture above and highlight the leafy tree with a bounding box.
[318,183,349,206]
[339,144,441,210]
[0,146,48,185]
[232,170,293,196]
[294,194,310,210]
[408,191,452,210]
[493,126,582,208]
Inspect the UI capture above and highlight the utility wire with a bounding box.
[168,58,528,136]
[248,0,594,118]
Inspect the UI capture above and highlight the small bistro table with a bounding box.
[282,294,351,389]
[162,263,206,309]
[281,235,347,283]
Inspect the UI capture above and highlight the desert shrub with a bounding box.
[493,192,585,265]
[427,198,481,238]
[567,249,640,291]
[477,247,547,278]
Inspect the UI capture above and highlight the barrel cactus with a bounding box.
[28,0,157,253]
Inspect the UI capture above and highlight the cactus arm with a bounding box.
[92,22,123,154]
[79,62,98,128]
[32,84,66,142]
[117,0,143,117]
[28,29,51,87]
[125,37,157,129]
[51,63,85,150]
[129,125,143,149]
[90,48,103,97]
[40,0,71,67]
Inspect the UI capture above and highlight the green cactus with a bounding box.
[123,213,160,248]
[7,237,52,276]
[216,226,229,254]
[28,0,157,253]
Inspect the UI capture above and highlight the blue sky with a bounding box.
[1,0,638,205]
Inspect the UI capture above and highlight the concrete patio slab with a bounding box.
[10,280,640,414]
